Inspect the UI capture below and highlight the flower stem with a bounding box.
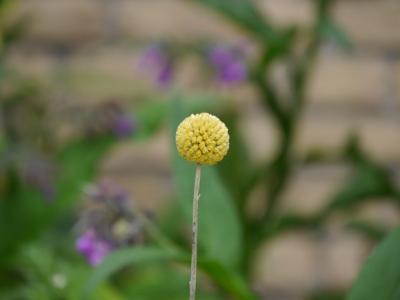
[190,164,202,300]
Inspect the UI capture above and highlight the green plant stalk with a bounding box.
[256,1,329,225]
[190,164,202,300]
[241,9,327,275]
[257,0,335,229]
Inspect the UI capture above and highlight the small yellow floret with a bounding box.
[176,113,229,165]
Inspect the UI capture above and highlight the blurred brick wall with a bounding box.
[8,0,400,299]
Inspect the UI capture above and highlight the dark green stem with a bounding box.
[241,10,326,275]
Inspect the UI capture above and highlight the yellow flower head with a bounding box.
[176,113,229,165]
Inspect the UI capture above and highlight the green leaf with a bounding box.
[345,221,386,242]
[326,163,395,211]
[170,97,242,268]
[134,101,169,140]
[84,246,178,297]
[216,108,252,205]
[56,137,114,211]
[347,226,400,300]
[192,0,277,42]
[199,259,256,300]
[319,18,353,50]
[311,291,345,300]
[320,135,399,214]
[0,178,55,263]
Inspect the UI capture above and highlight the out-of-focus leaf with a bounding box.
[0,135,5,151]
[251,213,322,245]
[170,97,242,268]
[122,265,222,300]
[2,18,28,48]
[92,284,126,300]
[0,0,14,15]
[84,246,178,298]
[0,182,49,263]
[0,288,29,300]
[343,133,367,163]
[134,101,169,139]
[56,137,114,212]
[325,164,396,211]
[192,0,277,42]
[274,214,319,232]
[345,221,386,242]
[217,108,252,205]
[6,241,124,300]
[183,93,224,112]
[159,200,188,248]
[347,226,400,300]
[311,291,345,300]
[199,259,256,300]
[319,18,352,50]
[327,133,399,211]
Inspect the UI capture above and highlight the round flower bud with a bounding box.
[176,113,229,165]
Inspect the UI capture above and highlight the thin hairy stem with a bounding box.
[190,164,202,300]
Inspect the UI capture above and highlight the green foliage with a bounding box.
[326,163,396,211]
[191,0,277,42]
[122,265,223,300]
[85,245,255,300]
[57,137,115,212]
[347,227,400,300]
[345,221,386,242]
[134,100,169,140]
[0,137,114,264]
[84,246,179,297]
[216,109,252,206]
[318,18,352,50]
[311,291,345,300]
[322,137,398,215]
[198,259,256,300]
[0,242,125,300]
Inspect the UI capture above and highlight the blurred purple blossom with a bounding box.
[139,44,174,87]
[84,101,136,139]
[209,45,247,85]
[75,179,145,266]
[112,114,136,138]
[76,229,113,266]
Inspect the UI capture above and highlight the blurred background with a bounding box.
[1,0,400,300]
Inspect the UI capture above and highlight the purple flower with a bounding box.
[76,230,96,255]
[209,45,247,85]
[84,101,137,139]
[156,62,173,87]
[209,46,236,66]
[112,114,136,138]
[139,44,174,87]
[87,240,112,266]
[139,45,166,69]
[217,60,246,83]
[76,229,113,266]
[75,180,145,264]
